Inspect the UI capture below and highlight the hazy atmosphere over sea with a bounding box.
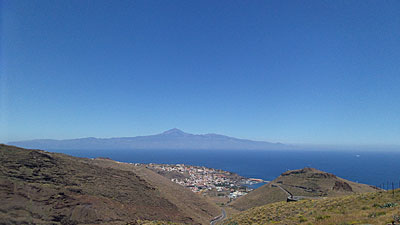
[2,0,400,148]
[2,1,400,224]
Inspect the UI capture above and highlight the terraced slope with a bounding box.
[230,167,377,211]
[0,144,219,224]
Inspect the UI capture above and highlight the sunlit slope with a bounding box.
[230,167,377,211]
[0,144,219,224]
[91,158,221,225]
[223,190,400,225]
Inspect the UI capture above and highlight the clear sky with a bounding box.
[1,0,399,147]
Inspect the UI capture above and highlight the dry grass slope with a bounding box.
[223,189,400,225]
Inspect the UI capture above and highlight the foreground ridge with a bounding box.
[223,190,400,225]
[0,144,220,224]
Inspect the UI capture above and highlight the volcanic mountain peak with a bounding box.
[161,128,188,136]
[9,129,287,150]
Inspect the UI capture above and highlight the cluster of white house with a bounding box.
[146,163,249,198]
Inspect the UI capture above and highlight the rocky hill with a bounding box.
[0,144,220,224]
[229,167,377,211]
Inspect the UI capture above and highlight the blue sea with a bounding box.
[49,149,400,189]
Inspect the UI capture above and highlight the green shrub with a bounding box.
[315,215,331,220]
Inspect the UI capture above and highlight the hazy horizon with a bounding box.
[5,128,400,151]
[1,1,399,147]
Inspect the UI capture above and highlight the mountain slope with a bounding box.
[8,128,287,150]
[229,167,377,211]
[0,144,219,224]
[89,158,221,225]
[223,190,400,225]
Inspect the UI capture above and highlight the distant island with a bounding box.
[8,128,289,150]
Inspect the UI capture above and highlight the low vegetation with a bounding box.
[135,220,183,225]
[223,189,400,225]
[229,167,377,211]
[0,144,219,225]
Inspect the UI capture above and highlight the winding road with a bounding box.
[273,184,321,201]
[210,209,226,225]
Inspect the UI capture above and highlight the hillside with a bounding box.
[229,167,377,211]
[0,144,220,224]
[223,189,400,225]
[8,128,287,150]
[90,158,221,224]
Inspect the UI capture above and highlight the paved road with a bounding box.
[275,184,293,196]
[210,209,226,225]
[274,184,322,201]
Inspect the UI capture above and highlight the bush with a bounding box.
[368,211,386,218]
[315,215,330,220]
[299,216,307,222]
[381,202,398,208]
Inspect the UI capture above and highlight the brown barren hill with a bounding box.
[90,158,220,225]
[229,167,377,211]
[0,144,219,224]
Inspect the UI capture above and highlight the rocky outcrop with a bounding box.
[281,167,336,179]
[332,180,353,192]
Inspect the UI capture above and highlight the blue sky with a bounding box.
[1,0,399,146]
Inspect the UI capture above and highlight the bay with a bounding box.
[48,149,400,189]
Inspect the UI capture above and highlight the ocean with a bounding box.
[49,149,400,189]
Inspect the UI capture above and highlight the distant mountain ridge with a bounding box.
[8,128,288,150]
